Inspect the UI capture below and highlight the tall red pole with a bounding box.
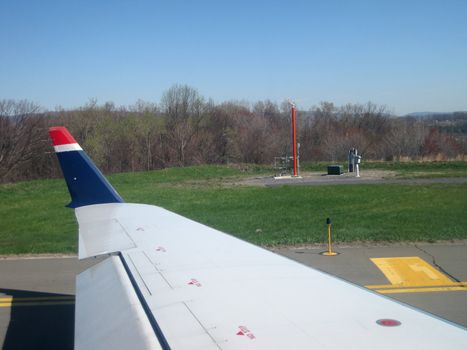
[291,105,298,177]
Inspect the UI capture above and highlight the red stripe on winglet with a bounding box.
[49,126,77,146]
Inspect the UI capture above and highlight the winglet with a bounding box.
[50,126,81,150]
[49,126,124,208]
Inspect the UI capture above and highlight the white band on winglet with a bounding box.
[54,143,83,153]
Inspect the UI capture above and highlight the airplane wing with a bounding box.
[49,126,467,349]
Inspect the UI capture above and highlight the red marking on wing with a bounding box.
[188,278,202,287]
[49,127,78,146]
[237,326,256,339]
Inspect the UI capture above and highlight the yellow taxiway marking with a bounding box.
[370,257,453,286]
[0,296,74,302]
[376,286,467,294]
[0,295,75,307]
[366,281,467,289]
[366,257,467,294]
[0,301,75,307]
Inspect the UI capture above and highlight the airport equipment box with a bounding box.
[327,165,343,175]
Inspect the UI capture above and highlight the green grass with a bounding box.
[361,161,467,178]
[126,182,467,246]
[0,163,466,254]
[109,163,269,185]
[0,179,76,254]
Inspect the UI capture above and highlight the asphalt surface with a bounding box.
[0,257,100,350]
[0,244,466,349]
[275,243,467,328]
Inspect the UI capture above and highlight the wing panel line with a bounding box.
[142,251,175,290]
[182,301,223,350]
[126,253,153,296]
[119,253,172,350]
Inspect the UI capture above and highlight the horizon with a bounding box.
[21,93,467,118]
[1,0,466,115]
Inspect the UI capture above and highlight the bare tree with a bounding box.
[0,99,45,181]
[161,84,206,165]
[385,118,428,160]
[161,84,204,121]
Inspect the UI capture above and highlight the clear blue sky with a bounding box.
[1,0,466,115]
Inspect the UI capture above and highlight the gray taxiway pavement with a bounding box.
[0,243,466,349]
[276,243,467,328]
[0,257,99,350]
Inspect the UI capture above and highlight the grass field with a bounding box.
[0,162,466,254]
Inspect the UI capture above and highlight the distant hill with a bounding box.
[402,112,467,134]
[405,111,467,118]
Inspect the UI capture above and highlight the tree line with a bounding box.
[1,85,466,183]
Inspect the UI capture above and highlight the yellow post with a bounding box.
[322,217,338,256]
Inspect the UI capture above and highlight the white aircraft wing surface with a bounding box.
[49,126,467,349]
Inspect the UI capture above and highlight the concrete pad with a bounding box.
[240,173,467,187]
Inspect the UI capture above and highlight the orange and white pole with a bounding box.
[291,104,298,177]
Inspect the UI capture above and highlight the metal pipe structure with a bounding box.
[291,105,298,177]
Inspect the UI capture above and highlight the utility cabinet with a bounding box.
[327,165,343,175]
